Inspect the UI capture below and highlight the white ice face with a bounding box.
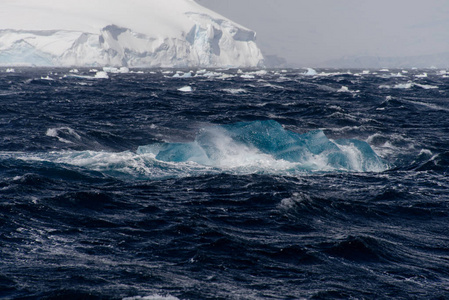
[0,0,264,68]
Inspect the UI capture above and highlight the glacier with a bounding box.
[0,0,264,68]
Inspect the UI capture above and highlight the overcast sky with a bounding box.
[197,0,449,67]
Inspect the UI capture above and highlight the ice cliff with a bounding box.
[0,0,264,68]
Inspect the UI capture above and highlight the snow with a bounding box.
[0,0,264,68]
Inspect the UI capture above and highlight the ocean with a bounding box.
[1,68,448,299]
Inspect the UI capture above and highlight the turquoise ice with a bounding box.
[138,120,388,172]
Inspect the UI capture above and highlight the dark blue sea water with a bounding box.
[1,68,449,299]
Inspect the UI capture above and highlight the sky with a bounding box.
[197,0,449,67]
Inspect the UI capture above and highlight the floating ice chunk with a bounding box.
[200,71,222,78]
[337,86,359,94]
[119,67,130,73]
[178,86,193,92]
[5,68,15,73]
[138,120,388,172]
[40,76,54,81]
[102,66,129,74]
[102,67,128,74]
[103,67,118,73]
[94,71,109,79]
[173,72,192,78]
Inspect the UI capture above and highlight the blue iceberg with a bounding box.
[138,120,388,172]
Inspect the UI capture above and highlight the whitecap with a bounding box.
[337,86,359,94]
[337,86,350,93]
[303,68,317,76]
[222,88,247,94]
[414,83,438,90]
[414,73,428,78]
[46,127,81,144]
[247,70,268,76]
[394,82,414,89]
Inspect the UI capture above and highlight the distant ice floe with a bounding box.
[178,86,193,92]
[173,71,193,78]
[94,71,109,79]
[103,67,130,74]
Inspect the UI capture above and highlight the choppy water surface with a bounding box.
[1,68,449,299]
